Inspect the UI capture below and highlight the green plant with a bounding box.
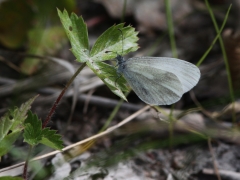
[0,95,63,180]
[0,9,139,179]
[0,96,63,158]
[58,9,138,101]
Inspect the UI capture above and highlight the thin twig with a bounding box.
[208,138,222,180]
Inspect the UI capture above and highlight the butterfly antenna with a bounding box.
[118,28,124,55]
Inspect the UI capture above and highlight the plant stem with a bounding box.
[22,145,33,180]
[165,0,178,149]
[42,62,86,128]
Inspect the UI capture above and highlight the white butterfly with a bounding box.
[116,55,200,105]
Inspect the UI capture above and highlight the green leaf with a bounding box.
[23,111,43,146]
[90,24,139,61]
[10,95,39,132]
[87,24,138,100]
[0,113,14,142]
[0,131,21,156]
[57,10,139,101]
[40,128,63,150]
[86,61,129,101]
[0,95,38,156]
[57,9,89,62]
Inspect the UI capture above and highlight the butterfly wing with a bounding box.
[127,57,200,93]
[121,62,183,105]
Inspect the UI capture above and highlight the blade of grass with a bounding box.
[204,0,235,123]
[100,91,130,132]
[196,4,231,66]
[165,0,178,149]
[164,0,178,58]
[193,4,231,121]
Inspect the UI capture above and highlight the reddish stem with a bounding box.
[22,62,86,178]
[22,146,32,180]
[42,62,86,128]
